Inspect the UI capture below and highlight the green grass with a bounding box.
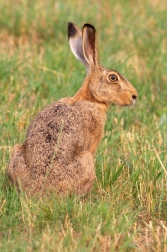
[0,0,167,251]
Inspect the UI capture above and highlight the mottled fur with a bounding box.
[8,23,138,196]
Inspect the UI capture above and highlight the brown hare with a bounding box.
[8,23,138,196]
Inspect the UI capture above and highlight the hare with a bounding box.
[8,23,138,196]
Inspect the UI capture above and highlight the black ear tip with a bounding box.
[68,22,73,29]
[68,22,77,40]
[83,23,96,31]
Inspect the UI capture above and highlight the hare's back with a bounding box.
[23,101,97,173]
[27,101,94,139]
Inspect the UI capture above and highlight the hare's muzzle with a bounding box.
[132,94,137,105]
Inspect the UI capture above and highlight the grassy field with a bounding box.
[0,0,167,251]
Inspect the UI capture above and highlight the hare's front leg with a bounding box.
[74,151,96,195]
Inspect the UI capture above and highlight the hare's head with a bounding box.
[68,22,137,106]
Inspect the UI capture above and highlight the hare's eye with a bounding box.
[108,74,118,82]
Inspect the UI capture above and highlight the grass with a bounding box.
[0,0,167,251]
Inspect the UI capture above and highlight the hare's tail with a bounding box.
[8,145,31,192]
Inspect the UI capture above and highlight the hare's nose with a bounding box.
[132,95,137,100]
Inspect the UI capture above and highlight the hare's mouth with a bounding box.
[112,101,133,107]
[125,98,137,106]
[121,101,136,107]
[132,99,136,105]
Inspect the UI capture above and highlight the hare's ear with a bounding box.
[68,22,89,67]
[82,24,99,67]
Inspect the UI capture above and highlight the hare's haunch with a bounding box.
[8,23,138,196]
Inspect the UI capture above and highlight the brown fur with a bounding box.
[8,23,138,196]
